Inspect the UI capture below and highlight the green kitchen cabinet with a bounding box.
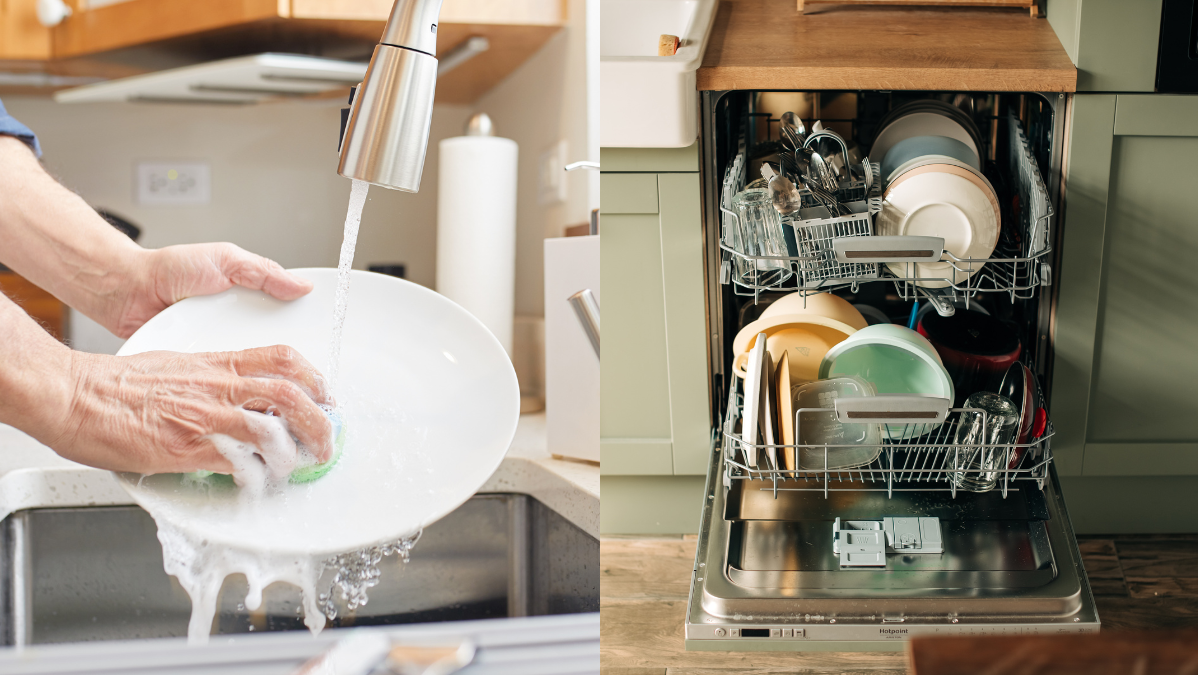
[600,144,712,534]
[1051,93,1198,532]
[1047,0,1166,92]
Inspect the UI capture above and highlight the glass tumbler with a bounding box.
[731,188,793,287]
[946,391,1020,492]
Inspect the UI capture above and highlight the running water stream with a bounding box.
[327,178,370,394]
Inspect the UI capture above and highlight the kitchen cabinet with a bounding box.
[0,270,66,342]
[0,1,52,59]
[2,0,565,104]
[1051,93,1197,532]
[600,144,711,534]
[1047,0,1167,92]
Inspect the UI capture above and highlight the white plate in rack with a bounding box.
[868,112,981,167]
[875,171,1000,289]
[115,268,520,556]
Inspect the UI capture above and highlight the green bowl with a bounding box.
[818,324,954,439]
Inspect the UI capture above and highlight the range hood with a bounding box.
[54,42,488,105]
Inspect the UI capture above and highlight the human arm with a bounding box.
[0,290,335,474]
[0,135,312,338]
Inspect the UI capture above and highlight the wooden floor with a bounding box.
[600,534,1198,674]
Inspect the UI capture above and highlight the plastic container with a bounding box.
[791,377,882,471]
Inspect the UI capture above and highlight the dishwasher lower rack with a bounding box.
[720,379,1054,499]
[719,115,1053,305]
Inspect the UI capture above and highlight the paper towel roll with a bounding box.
[436,135,519,355]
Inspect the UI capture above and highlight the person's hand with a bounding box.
[109,243,313,339]
[46,345,335,476]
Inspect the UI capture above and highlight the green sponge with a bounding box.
[288,410,346,483]
[183,409,345,485]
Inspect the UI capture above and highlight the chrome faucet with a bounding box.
[337,0,445,192]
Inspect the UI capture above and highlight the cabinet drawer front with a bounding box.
[600,174,659,214]
[600,144,699,173]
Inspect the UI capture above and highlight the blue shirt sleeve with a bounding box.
[0,98,42,158]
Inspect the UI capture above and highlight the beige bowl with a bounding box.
[733,324,856,382]
[731,293,867,380]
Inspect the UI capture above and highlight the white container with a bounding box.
[436,134,519,355]
[544,235,600,463]
[599,0,718,148]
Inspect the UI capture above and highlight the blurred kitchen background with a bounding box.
[0,0,598,411]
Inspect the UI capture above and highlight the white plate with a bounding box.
[116,268,520,556]
[868,112,980,165]
[887,157,1001,230]
[876,172,999,288]
[887,153,987,186]
[741,334,767,470]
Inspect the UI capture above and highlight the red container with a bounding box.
[917,310,1021,407]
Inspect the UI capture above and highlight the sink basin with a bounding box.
[0,494,597,646]
[600,0,718,148]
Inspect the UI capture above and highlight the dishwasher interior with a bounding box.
[686,90,1100,650]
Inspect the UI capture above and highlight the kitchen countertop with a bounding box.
[0,412,599,539]
[698,1,1077,92]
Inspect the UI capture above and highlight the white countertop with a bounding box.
[0,412,599,538]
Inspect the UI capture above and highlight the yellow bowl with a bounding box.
[731,293,867,380]
[733,324,856,382]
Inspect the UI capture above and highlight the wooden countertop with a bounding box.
[698,1,1077,92]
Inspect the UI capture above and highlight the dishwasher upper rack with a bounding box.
[719,379,1054,500]
[718,114,1054,306]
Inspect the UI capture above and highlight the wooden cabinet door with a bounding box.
[0,271,67,341]
[0,0,52,59]
[1051,94,1198,477]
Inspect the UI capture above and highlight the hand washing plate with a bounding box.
[115,268,520,556]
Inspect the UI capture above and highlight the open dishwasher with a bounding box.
[685,89,1100,651]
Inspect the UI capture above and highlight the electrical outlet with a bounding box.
[136,161,211,205]
[537,140,568,205]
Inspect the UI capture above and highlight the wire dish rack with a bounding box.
[719,114,1054,305]
[720,378,1054,500]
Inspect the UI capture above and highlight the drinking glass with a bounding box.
[946,391,1020,492]
[731,188,793,287]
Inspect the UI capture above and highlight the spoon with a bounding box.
[780,112,807,151]
[760,163,802,216]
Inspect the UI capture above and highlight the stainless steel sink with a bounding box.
[0,493,598,645]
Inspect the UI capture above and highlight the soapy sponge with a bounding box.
[289,409,345,483]
[184,408,345,485]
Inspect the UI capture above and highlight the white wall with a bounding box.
[472,0,596,318]
[2,96,471,287]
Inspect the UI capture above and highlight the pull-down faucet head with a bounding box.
[337,0,445,192]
